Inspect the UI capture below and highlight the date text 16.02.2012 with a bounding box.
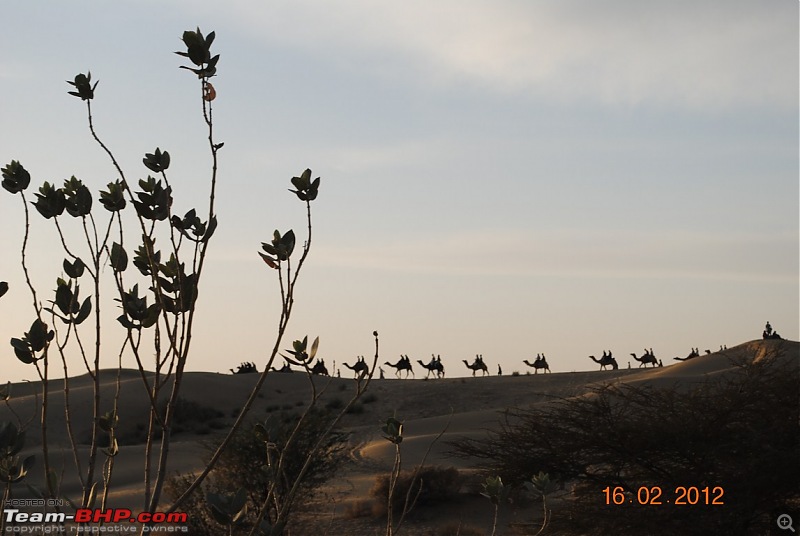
[603,486,724,506]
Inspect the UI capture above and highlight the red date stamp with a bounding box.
[603,486,725,505]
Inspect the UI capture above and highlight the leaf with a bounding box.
[202,215,218,242]
[54,282,75,315]
[116,314,134,330]
[74,297,92,325]
[26,319,52,352]
[1,160,31,194]
[32,181,66,219]
[63,258,85,279]
[309,336,320,360]
[280,230,296,259]
[64,181,92,217]
[13,346,33,364]
[258,252,277,269]
[99,180,126,212]
[141,304,161,329]
[110,243,128,272]
[143,148,170,173]
[0,281,8,299]
[66,72,98,100]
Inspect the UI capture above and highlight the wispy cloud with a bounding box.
[203,0,797,110]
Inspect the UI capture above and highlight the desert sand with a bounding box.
[1,338,796,534]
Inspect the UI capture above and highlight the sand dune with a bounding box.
[1,338,796,532]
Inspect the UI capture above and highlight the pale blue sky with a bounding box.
[1,1,797,382]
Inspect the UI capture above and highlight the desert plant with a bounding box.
[525,471,555,535]
[166,406,349,535]
[380,413,453,536]
[480,475,506,536]
[370,465,463,517]
[0,421,35,532]
[451,344,799,535]
[3,27,379,536]
[3,28,227,516]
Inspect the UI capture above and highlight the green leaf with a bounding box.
[99,180,126,212]
[1,161,31,194]
[143,148,171,173]
[26,319,53,352]
[141,304,161,329]
[279,230,296,259]
[32,181,66,219]
[54,282,76,315]
[289,169,321,201]
[13,346,34,364]
[63,258,85,279]
[66,72,98,101]
[116,314,134,330]
[74,297,92,325]
[64,179,93,217]
[110,243,128,272]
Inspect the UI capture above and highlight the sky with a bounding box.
[1,1,797,383]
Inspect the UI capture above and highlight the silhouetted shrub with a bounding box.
[166,407,350,534]
[370,465,463,518]
[450,344,799,535]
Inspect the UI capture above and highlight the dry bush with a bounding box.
[451,345,799,535]
[166,407,350,533]
[370,465,464,518]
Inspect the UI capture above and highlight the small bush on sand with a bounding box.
[370,466,463,518]
[166,407,350,534]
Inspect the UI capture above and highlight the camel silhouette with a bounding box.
[463,354,489,377]
[384,355,414,378]
[270,362,293,373]
[589,351,618,370]
[230,362,257,374]
[417,354,445,379]
[673,348,700,362]
[630,350,658,368]
[310,359,329,376]
[522,353,550,374]
[343,356,369,378]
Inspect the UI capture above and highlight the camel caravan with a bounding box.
[228,321,777,378]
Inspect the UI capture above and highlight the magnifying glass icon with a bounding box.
[778,514,795,532]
